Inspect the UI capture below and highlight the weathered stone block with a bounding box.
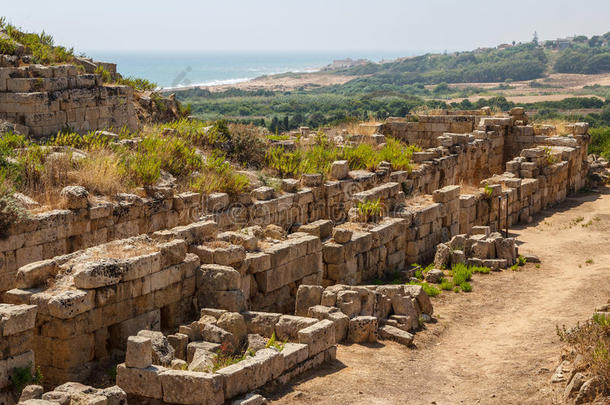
[125,336,152,369]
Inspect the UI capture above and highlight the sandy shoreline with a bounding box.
[164,71,358,93]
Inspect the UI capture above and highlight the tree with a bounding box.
[588,36,603,48]
[532,31,539,45]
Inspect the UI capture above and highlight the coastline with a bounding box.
[162,70,358,93]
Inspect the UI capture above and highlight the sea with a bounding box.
[84,51,422,89]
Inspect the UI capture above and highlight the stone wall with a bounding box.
[0,63,138,137]
[2,236,201,384]
[117,310,336,404]
[322,218,407,286]
[0,303,37,404]
[0,191,202,295]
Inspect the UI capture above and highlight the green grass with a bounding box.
[471,266,491,274]
[265,134,418,178]
[439,278,453,291]
[407,281,441,297]
[1,21,73,64]
[357,198,382,223]
[517,255,527,266]
[460,282,473,292]
[450,263,473,286]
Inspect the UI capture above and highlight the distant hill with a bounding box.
[326,33,610,93]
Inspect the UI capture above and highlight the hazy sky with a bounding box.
[3,0,610,53]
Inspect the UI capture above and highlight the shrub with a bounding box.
[517,255,526,266]
[116,76,157,91]
[190,152,249,195]
[556,313,609,393]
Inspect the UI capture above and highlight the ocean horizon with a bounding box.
[84,50,426,89]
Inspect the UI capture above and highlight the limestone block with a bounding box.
[217,349,283,399]
[332,228,352,244]
[330,160,349,180]
[281,178,299,193]
[301,173,323,187]
[432,185,461,203]
[15,259,57,289]
[403,285,433,315]
[251,186,275,201]
[125,336,152,369]
[207,193,230,212]
[281,342,309,369]
[72,259,126,289]
[159,369,224,405]
[197,264,241,291]
[298,319,335,355]
[137,330,175,367]
[294,285,323,316]
[47,289,95,320]
[218,232,258,251]
[186,342,220,363]
[336,290,361,318]
[274,315,318,341]
[379,324,413,346]
[307,305,349,342]
[214,290,247,312]
[322,242,344,264]
[116,364,163,400]
[217,312,247,349]
[348,316,378,343]
[167,333,188,361]
[0,304,37,336]
[60,186,89,209]
[242,311,281,337]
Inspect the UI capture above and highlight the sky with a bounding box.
[2,0,610,53]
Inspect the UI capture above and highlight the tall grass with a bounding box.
[265,135,418,178]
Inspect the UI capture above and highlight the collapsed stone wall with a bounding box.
[0,62,138,137]
[118,310,336,404]
[3,236,201,384]
[0,191,202,295]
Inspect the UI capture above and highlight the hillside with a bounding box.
[173,32,610,132]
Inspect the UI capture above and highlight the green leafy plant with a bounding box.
[265,331,286,351]
[11,363,43,394]
[484,184,493,199]
[517,255,527,266]
[357,198,382,223]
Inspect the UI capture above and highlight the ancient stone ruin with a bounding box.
[0,107,597,404]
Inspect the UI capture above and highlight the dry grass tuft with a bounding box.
[556,311,609,397]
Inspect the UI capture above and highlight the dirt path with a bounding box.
[268,189,610,405]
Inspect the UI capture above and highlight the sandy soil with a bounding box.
[267,188,610,405]
[200,73,356,93]
[444,93,604,104]
[441,72,610,104]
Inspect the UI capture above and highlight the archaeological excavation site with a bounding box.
[1,20,609,405]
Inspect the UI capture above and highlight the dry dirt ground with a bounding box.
[267,188,610,405]
[442,72,610,104]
